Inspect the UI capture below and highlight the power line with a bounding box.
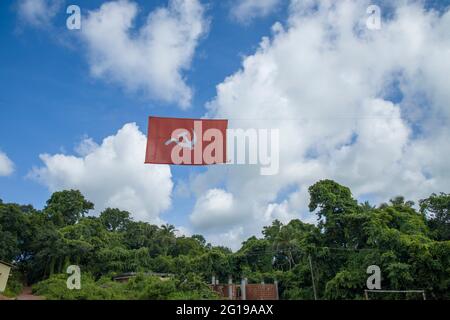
[235,246,385,257]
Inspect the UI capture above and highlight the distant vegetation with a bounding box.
[1,180,449,299]
[1,271,23,298]
[32,273,218,300]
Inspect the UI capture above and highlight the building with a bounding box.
[0,260,13,293]
[209,277,279,300]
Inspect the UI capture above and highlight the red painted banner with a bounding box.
[145,116,228,165]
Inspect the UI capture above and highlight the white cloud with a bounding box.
[74,137,99,157]
[30,123,173,224]
[81,0,208,108]
[189,0,450,249]
[190,189,238,230]
[175,226,192,237]
[0,151,14,177]
[231,0,281,23]
[17,0,62,28]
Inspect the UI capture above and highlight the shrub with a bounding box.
[3,271,23,298]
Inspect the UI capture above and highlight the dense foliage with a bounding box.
[32,273,218,300]
[1,180,449,300]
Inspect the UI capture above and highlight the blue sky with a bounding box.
[1,0,450,248]
[0,0,287,225]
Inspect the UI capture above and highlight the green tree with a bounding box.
[100,208,132,232]
[44,190,94,227]
[308,180,360,247]
[420,193,450,240]
[0,202,27,261]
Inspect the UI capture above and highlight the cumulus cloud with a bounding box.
[17,0,62,28]
[30,123,173,224]
[190,189,238,230]
[231,0,281,23]
[189,0,450,249]
[81,0,208,108]
[0,151,14,177]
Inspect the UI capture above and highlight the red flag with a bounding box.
[145,116,228,165]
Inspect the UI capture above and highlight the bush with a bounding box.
[32,274,127,300]
[129,274,219,300]
[3,271,24,298]
[32,273,220,300]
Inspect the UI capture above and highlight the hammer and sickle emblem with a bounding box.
[165,130,197,150]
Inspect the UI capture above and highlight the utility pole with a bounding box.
[274,279,279,300]
[241,278,247,300]
[228,275,233,300]
[308,254,318,300]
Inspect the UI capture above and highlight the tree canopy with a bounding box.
[0,181,449,300]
